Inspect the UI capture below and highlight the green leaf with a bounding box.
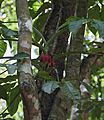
[0,40,7,57]
[81,81,93,94]
[11,52,30,60]
[34,2,51,18]
[57,21,68,31]
[6,64,16,74]
[38,70,54,80]
[33,27,47,44]
[7,86,21,116]
[3,28,17,37]
[3,82,17,92]
[0,85,8,100]
[91,19,104,39]
[68,18,87,34]
[0,75,17,84]
[42,81,59,94]
[33,12,49,42]
[1,25,18,38]
[88,22,97,35]
[1,113,10,118]
[88,0,95,7]
[88,5,100,19]
[0,0,4,7]
[28,0,37,8]
[32,38,46,52]
[0,63,6,67]
[60,81,80,103]
[100,6,104,21]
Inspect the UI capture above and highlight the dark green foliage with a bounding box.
[0,40,7,57]
[0,0,104,119]
[60,81,80,103]
[7,86,21,116]
[42,81,59,94]
[0,85,8,100]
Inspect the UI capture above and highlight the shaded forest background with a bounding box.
[0,0,104,120]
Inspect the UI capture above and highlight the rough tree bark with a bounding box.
[45,0,88,120]
[48,0,77,119]
[66,0,88,119]
[40,1,62,119]
[16,0,41,119]
[40,0,76,120]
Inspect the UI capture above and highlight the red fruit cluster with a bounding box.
[40,53,55,67]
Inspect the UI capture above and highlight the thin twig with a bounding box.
[0,21,18,23]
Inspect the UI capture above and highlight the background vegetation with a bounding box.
[0,0,104,119]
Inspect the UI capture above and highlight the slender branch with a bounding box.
[33,27,47,45]
[0,70,7,75]
[0,38,18,41]
[0,21,18,23]
[0,57,13,59]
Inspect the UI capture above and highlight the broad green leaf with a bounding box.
[28,0,37,8]
[68,18,87,34]
[87,22,97,35]
[99,0,103,3]
[88,0,95,7]
[3,82,17,92]
[7,86,21,116]
[60,81,80,103]
[0,85,8,100]
[38,70,54,80]
[6,64,16,74]
[0,75,17,84]
[42,81,59,94]
[0,63,6,67]
[11,52,30,60]
[1,24,18,38]
[2,27,17,37]
[33,12,49,42]
[88,5,100,20]
[33,27,47,44]
[34,2,51,18]
[0,40,7,57]
[100,6,104,21]
[91,19,104,39]
[57,21,68,31]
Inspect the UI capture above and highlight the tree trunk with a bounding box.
[16,0,41,119]
[66,0,88,119]
[41,0,76,120]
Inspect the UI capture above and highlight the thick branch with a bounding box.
[40,1,62,119]
[66,0,88,120]
[48,0,77,120]
[16,0,41,120]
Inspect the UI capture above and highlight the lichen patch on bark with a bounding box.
[20,41,30,49]
[25,18,32,32]
[19,62,32,74]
